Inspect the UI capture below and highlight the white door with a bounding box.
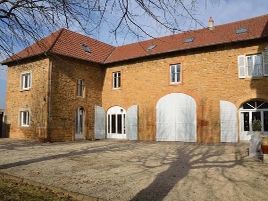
[75,107,85,140]
[220,101,238,142]
[126,105,138,140]
[156,93,196,142]
[107,106,126,139]
[240,100,268,141]
[94,106,106,139]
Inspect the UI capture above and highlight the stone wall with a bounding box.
[102,41,268,143]
[48,56,104,141]
[6,58,49,139]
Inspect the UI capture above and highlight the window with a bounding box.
[170,64,181,84]
[238,54,267,78]
[21,72,31,90]
[240,100,268,133]
[77,79,85,97]
[20,110,30,127]
[113,72,121,89]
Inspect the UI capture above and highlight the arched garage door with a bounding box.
[156,93,196,142]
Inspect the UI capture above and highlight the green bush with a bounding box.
[252,119,262,131]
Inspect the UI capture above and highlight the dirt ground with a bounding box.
[0,176,76,201]
[0,139,267,201]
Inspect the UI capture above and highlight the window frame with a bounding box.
[20,110,30,127]
[169,64,181,84]
[76,79,85,97]
[245,54,263,78]
[20,72,32,91]
[238,53,264,79]
[112,71,121,89]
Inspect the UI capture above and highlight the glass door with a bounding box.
[107,106,126,139]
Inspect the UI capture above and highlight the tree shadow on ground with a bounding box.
[130,143,248,201]
[0,141,137,169]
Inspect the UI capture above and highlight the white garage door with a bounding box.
[156,93,196,142]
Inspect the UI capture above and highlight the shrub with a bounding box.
[252,119,262,131]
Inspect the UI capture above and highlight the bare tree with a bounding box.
[0,0,204,57]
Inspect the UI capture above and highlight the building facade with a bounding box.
[3,14,268,143]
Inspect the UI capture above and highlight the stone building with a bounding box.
[2,14,268,143]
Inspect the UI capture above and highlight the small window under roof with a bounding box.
[147,44,157,51]
[184,37,194,43]
[81,44,91,53]
[236,27,248,34]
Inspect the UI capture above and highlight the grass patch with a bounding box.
[0,177,75,201]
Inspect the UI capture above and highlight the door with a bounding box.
[94,106,106,139]
[75,107,85,139]
[240,100,268,141]
[107,106,126,139]
[220,101,238,142]
[126,105,138,140]
[156,93,196,142]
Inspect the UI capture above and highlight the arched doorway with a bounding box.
[75,107,85,139]
[107,106,126,139]
[239,100,268,141]
[156,93,197,142]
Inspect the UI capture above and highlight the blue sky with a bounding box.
[1,0,268,109]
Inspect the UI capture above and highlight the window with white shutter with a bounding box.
[238,54,264,78]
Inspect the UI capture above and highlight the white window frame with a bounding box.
[21,72,32,90]
[170,64,181,84]
[77,79,85,97]
[238,54,264,78]
[20,110,30,127]
[112,71,121,89]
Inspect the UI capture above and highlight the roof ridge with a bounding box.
[60,28,115,48]
[47,28,65,53]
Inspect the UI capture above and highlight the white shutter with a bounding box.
[263,46,268,76]
[126,105,138,140]
[220,101,238,143]
[94,106,105,139]
[238,55,246,78]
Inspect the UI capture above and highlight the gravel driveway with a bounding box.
[0,139,267,201]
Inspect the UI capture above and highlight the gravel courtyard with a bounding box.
[0,139,267,201]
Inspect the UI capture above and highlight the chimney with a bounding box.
[208,17,214,30]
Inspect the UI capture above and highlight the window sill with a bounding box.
[169,82,181,86]
[20,88,31,92]
[20,125,30,128]
[240,76,264,80]
[112,88,121,90]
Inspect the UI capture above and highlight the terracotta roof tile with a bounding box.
[2,29,115,64]
[2,14,268,65]
[105,14,268,63]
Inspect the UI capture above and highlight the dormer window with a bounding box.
[147,44,157,52]
[81,44,91,53]
[184,37,194,43]
[236,27,248,34]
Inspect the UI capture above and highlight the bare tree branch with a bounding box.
[0,0,205,57]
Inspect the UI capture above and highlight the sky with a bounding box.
[0,0,268,109]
